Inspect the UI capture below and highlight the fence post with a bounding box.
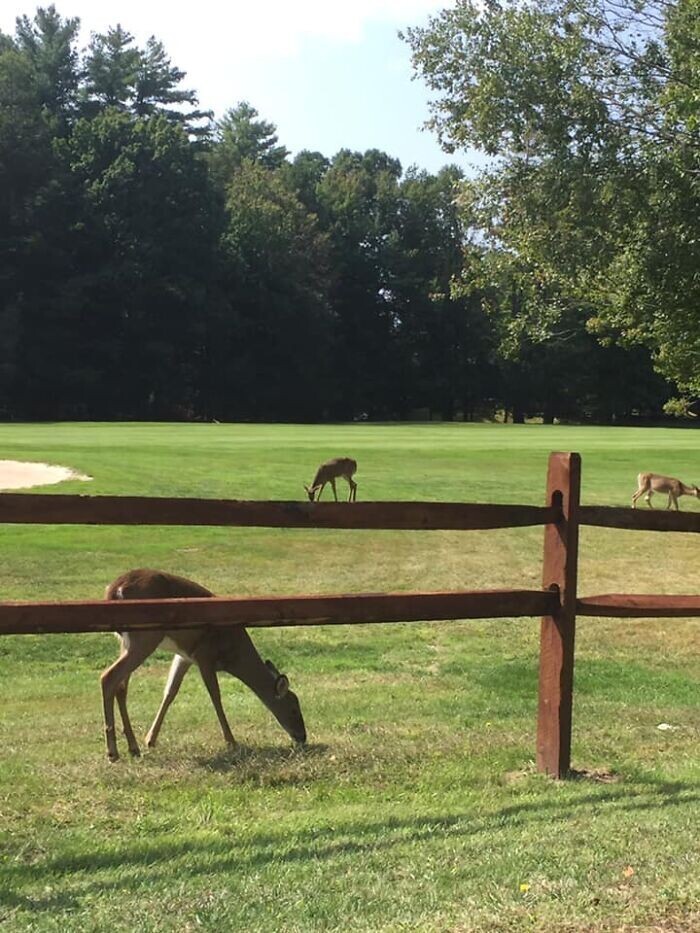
[537,451,581,778]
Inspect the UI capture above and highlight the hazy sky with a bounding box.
[1,0,485,175]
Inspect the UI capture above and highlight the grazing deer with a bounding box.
[304,457,357,502]
[632,472,700,510]
[100,569,306,761]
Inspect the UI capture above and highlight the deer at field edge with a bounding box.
[632,472,700,511]
[304,457,357,502]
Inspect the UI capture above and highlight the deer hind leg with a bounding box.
[669,492,679,511]
[348,478,357,502]
[115,675,140,757]
[645,491,654,508]
[101,633,162,761]
[145,654,192,749]
[195,646,236,747]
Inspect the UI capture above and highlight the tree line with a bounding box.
[0,4,682,422]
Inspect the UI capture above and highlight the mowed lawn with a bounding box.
[0,422,698,932]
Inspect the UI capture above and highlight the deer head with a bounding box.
[303,484,316,502]
[263,659,306,744]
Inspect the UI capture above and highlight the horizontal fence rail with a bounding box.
[0,493,560,530]
[0,588,560,635]
[8,588,698,630]
[4,496,699,533]
[578,593,700,618]
[579,505,700,533]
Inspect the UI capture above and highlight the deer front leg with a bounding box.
[145,654,192,749]
[195,648,236,747]
[330,478,338,501]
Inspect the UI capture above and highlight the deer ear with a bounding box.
[265,659,280,677]
[275,674,290,698]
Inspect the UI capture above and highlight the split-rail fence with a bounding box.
[1,451,699,778]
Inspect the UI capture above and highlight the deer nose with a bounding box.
[294,723,307,744]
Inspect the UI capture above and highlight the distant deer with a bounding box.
[100,569,306,761]
[304,457,357,502]
[632,472,700,510]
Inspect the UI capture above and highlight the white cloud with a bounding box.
[3,1,443,59]
[220,0,441,54]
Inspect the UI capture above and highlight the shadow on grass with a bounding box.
[193,741,329,773]
[1,774,698,915]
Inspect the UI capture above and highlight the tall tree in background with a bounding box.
[0,6,81,415]
[214,160,331,420]
[405,0,700,405]
[82,25,138,113]
[82,25,210,134]
[209,102,289,188]
[14,109,221,418]
[315,149,406,418]
[13,4,79,129]
[1,7,220,418]
[0,34,57,411]
[283,150,330,220]
[390,165,495,419]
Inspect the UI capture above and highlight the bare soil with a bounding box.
[0,459,92,490]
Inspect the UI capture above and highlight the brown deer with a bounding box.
[100,569,306,761]
[632,472,700,510]
[304,457,357,502]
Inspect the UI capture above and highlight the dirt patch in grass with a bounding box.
[0,459,92,490]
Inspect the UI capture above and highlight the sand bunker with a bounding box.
[0,460,92,491]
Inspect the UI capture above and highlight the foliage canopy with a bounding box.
[405,0,700,402]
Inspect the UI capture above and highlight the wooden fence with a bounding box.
[2,450,699,778]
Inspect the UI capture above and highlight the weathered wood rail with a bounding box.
[0,589,559,635]
[0,493,558,530]
[1,451,697,778]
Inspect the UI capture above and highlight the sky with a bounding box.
[1,0,486,175]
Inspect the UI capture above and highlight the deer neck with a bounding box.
[222,629,278,709]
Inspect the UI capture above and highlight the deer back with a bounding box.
[313,457,356,486]
[106,568,223,658]
[106,568,213,601]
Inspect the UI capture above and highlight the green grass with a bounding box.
[0,422,698,931]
